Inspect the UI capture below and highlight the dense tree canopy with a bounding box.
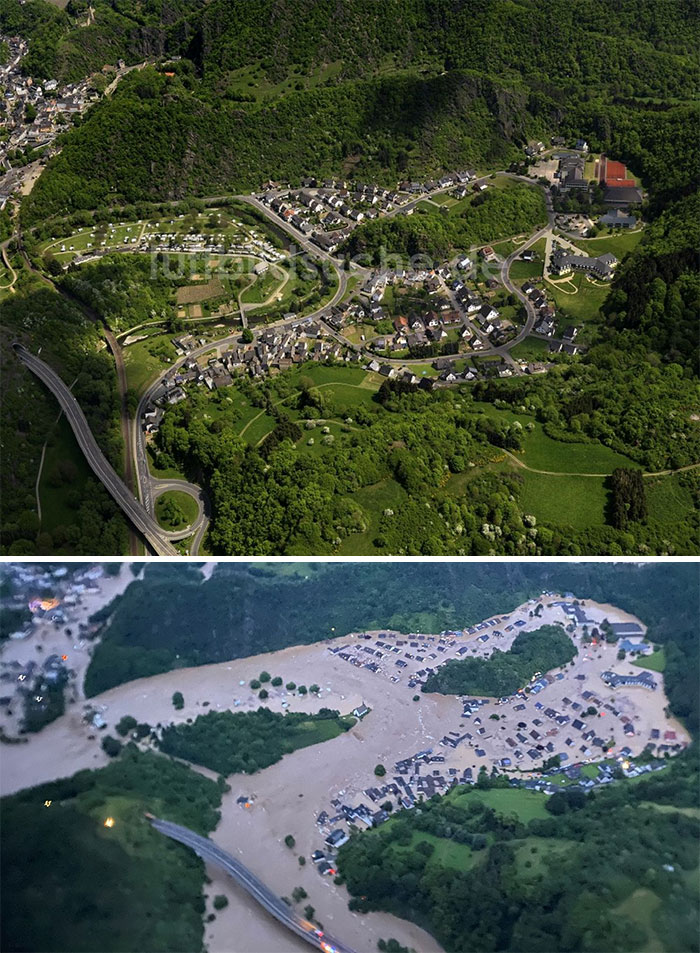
[422,625,576,696]
[158,706,353,775]
[337,753,700,953]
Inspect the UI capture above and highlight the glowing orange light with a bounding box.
[61,654,68,661]
[44,800,52,807]
[104,817,115,828]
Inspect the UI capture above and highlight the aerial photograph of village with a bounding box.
[0,0,697,558]
[0,560,698,953]
[0,1,698,949]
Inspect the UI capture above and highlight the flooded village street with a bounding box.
[0,565,689,953]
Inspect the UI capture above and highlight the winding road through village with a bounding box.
[17,171,689,556]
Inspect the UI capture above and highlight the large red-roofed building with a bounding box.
[599,155,634,187]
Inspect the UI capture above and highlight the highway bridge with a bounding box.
[148,815,358,953]
[14,344,179,556]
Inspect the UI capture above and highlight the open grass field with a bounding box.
[491,236,524,256]
[638,802,700,820]
[509,258,544,280]
[154,490,200,531]
[391,830,477,872]
[221,59,344,103]
[472,402,634,474]
[577,229,644,260]
[518,470,609,528]
[239,264,286,305]
[633,648,666,673]
[520,426,634,474]
[122,332,179,396]
[509,336,550,361]
[240,411,277,445]
[343,322,382,345]
[513,836,570,882]
[337,478,408,555]
[645,472,696,524]
[451,787,550,823]
[546,271,612,325]
[613,888,664,953]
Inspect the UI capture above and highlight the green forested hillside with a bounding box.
[0,748,225,953]
[0,0,206,81]
[23,67,538,221]
[0,278,129,557]
[16,0,700,220]
[337,755,700,953]
[6,0,698,98]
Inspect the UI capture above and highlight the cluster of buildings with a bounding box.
[521,279,560,339]
[0,35,100,206]
[0,564,104,639]
[142,319,358,433]
[551,148,643,210]
[350,260,514,354]
[597,155,644,207]
[0,564,109,733]
[549,245,618,281]
[521,279,581,358]
[602,670,657,690]
[258,170,479,254]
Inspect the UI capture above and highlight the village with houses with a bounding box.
[0,563,114,739]
[0,32,112,204]
[301,594,684,872]
[129,137,647,432]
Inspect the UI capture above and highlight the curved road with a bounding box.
[152,479,210,551]
[14,344,179,556]
[25,173,552,554]
[149,816,357,953]
[131,234,352,542]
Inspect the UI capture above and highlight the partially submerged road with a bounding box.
[149,816,358,953]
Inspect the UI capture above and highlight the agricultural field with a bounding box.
[176,276,226,305]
